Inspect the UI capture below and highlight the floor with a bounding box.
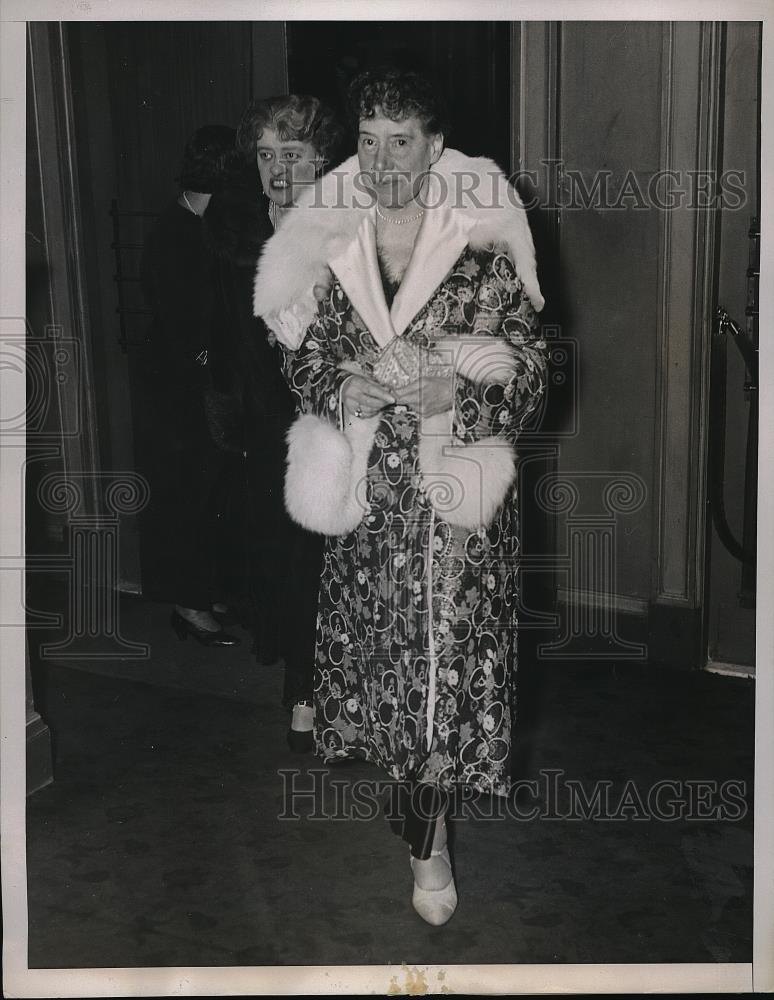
[24,594,755,968]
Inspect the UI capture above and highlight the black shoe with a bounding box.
[170,609,241,647]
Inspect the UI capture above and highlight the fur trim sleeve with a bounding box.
[418,412,517,530]
[284,412,378,535]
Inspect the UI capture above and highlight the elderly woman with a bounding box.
[228,95,343,749]
[254,69,546,925]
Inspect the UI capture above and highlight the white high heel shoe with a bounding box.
[409,833,458,926]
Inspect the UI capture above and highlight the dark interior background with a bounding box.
[287,21,512,168]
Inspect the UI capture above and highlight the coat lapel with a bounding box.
[390,190,476,337]
[328,212,396,350]
[327,172,478,349]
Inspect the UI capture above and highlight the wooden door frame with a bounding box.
[27,22,101,519]
[649,21,723,667]
[516,20,723,667]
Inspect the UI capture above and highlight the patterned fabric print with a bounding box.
[283,245,547,796]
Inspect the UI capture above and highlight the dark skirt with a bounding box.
[138,380,233,610]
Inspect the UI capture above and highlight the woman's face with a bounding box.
[256,127,319,207]
[357,111,443,209]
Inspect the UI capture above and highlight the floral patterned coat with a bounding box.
[255,150,547,795]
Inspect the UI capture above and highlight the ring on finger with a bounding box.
[355,406,363,418]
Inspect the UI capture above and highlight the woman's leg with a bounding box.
[173,444,222,620]
[281,525,323,707]
[281,523,323,750]
[244,417,286,662]
[387,781,447,860]
[168,442,242,645]
[391,781,457,925]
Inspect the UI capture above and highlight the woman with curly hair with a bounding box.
[219,95,345,749]
[254,69,547,924]
[237,94,344,228]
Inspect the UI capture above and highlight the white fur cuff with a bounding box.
[419,413,516,530]
[284,413,378,536]
[284,410,515,536]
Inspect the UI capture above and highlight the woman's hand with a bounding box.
[393,376,454,417]
[342,375,396,418]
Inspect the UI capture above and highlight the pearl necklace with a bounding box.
[375,203,424,226]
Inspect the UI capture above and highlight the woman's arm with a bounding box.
[276,284,394,429]
[276,300,350,425]
[452,251,547,443]
[277,282,394,426]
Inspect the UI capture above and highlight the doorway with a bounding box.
[286,21,513,170]
[704,21,760,675]
[64,21,286,598]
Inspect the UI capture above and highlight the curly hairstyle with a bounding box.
[346,67,449,138]
[235,94,345,171]
[177,124,236,192]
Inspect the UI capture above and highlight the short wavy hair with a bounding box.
[347,68,449,138]
[236,94,344,170]
[177,125,236,192]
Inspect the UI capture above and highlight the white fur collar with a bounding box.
[254,148,544,347]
